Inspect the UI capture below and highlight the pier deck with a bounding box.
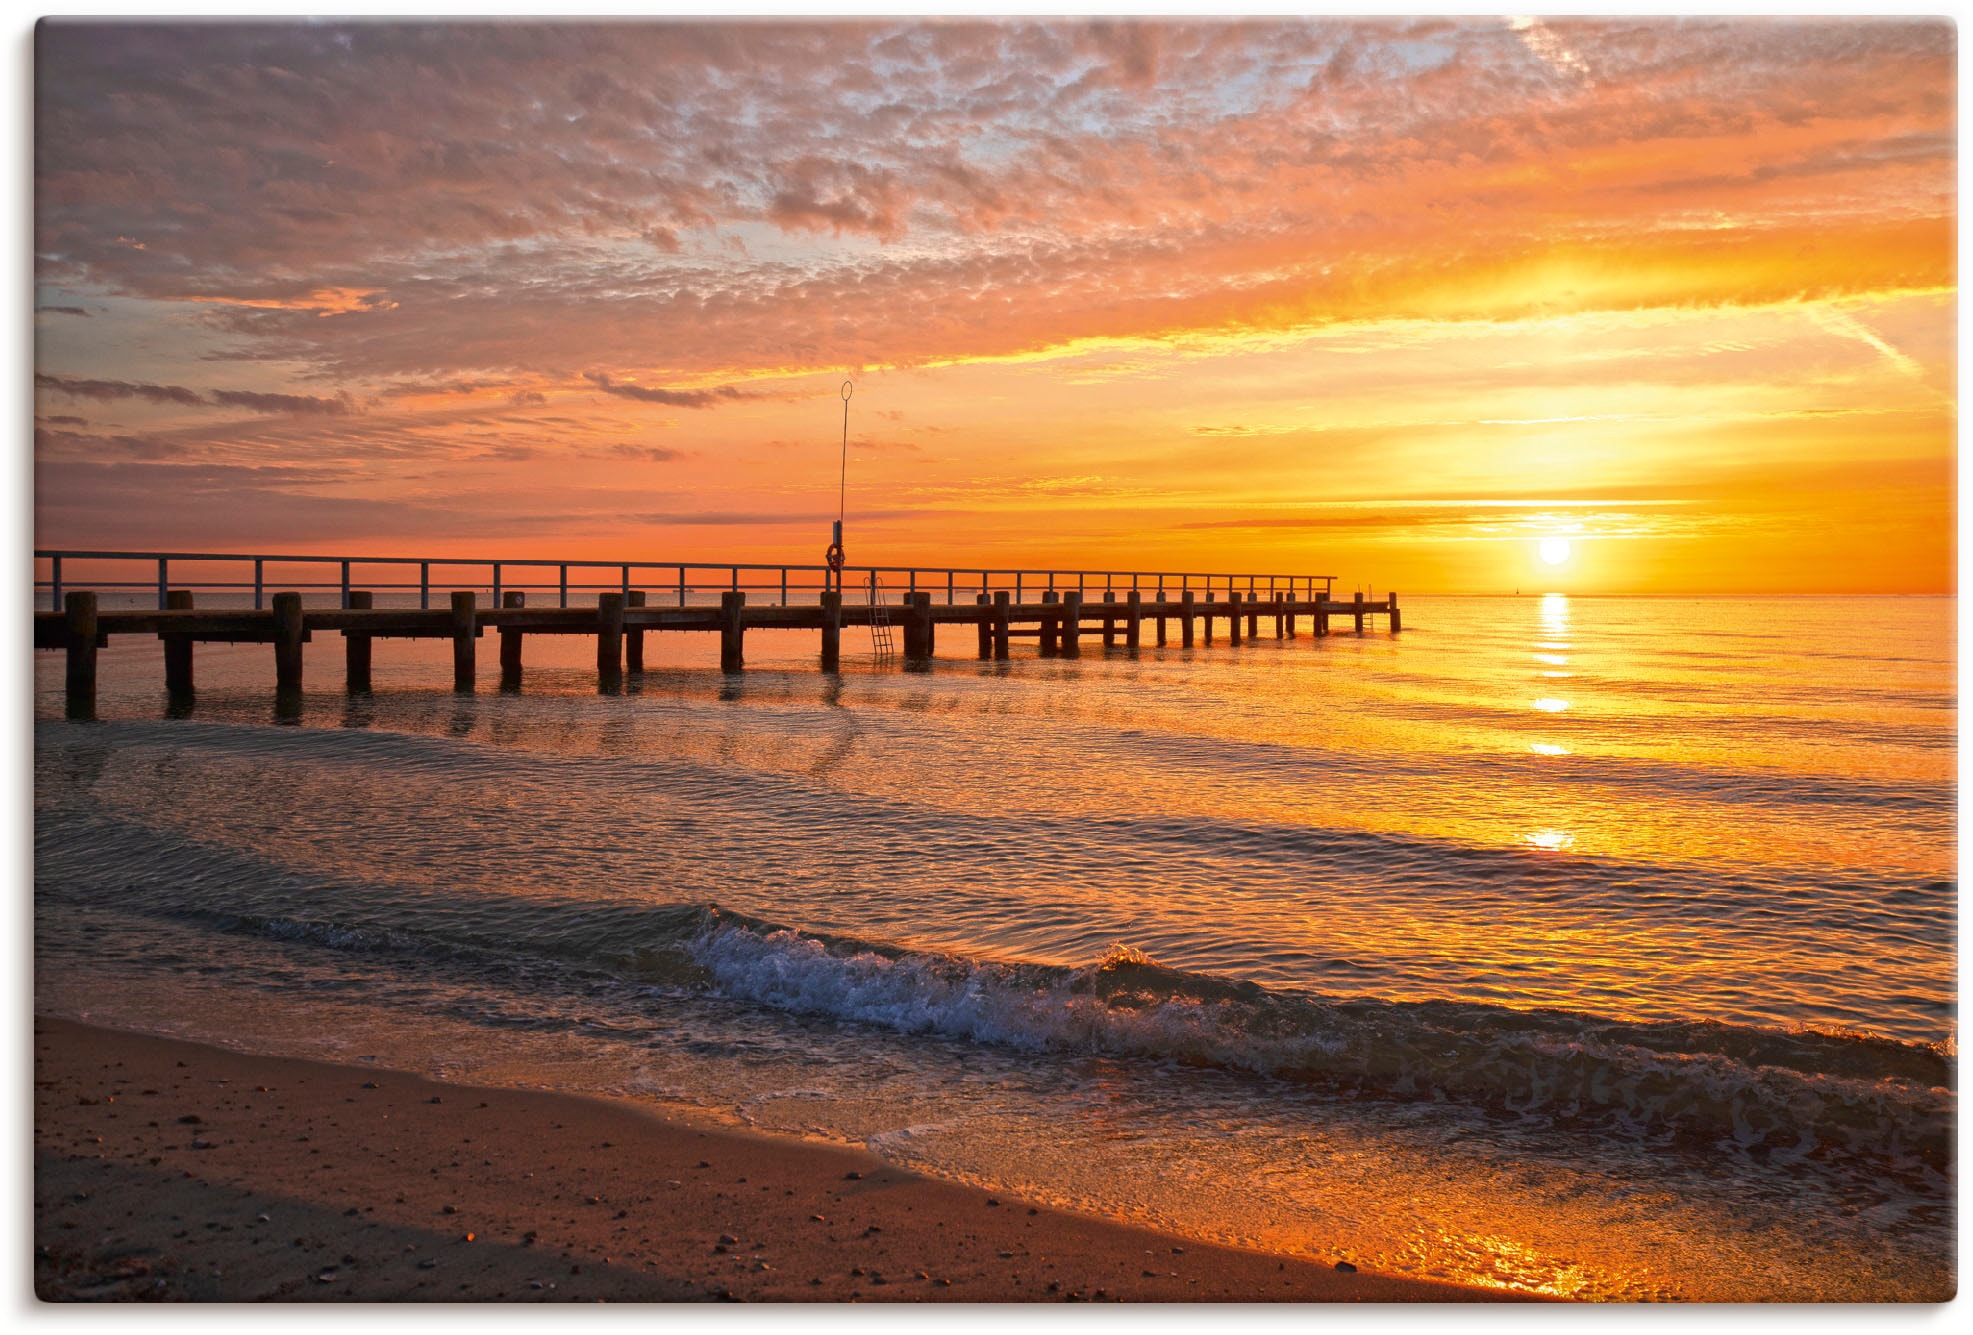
[33,549,1399,714]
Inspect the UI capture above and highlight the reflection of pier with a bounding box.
[33,549,1400,714]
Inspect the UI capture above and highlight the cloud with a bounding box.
[584,372,749,408]
[37,305,91,317]
[207,389,358,416]
[36,373,204,407]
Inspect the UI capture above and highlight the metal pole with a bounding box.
[420,562,430,610]
[560,563,569,609]
[491,562,501,609]
[254,558,264,610]
[623,564,631,599]
[678,566,686,608]
[157,557,168,611]
[50,555,62,612]
[341,559,352,609]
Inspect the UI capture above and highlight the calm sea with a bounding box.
[33,594,1955,1300]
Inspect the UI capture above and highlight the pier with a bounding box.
[33,549,1399,714]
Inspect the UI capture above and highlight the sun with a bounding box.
[1538,537,1572,566]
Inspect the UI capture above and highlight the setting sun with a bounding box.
[1538,538,1573,566]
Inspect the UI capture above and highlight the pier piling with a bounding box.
[597,592,624,678]
[1126,591,1142,649]
[1353,590,1366,634]
[820,591,842,671]
[499,591,524,684]
[993,591,1011,659]
[272,592,306,691]
[1389,590,1402,634]
[1102,591,1117,648]
[1061,591,1083,658]
[1040,590,1060,657]
[450,591,477,690]
[976,593,992,659]
[1229,590,1242,646]
[163,590,195,695]
[718,591,746,672]
[64,591,98,714]
[346,591,375,692]
[626,590,647,672]
[1181,590,1195,647]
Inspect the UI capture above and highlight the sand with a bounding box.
[33,1015,1533,1303]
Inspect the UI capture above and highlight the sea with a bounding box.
[32,593,1956,1301]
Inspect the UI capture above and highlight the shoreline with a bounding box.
[33,1015,1531,1303]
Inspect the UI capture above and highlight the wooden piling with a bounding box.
[718,591,746,672]
[1061,591,1083,658]
[64,591,98,712]
[597,592,624,677]
[1316,595,1329,637]
[272,592,305,691]
[1247,595,1260,639]
[1040,590,1060,657]
[346,591,375,692]
[976,593,992,659]
[1101,591,1117,648]
[1125,591,1142,649]
[163,589,195,695]
[450,591,477,690]
[1229,590,1243,646]
[915,591,936,658]
[626,590,647,672]
[1274,593,1286,640]
[820,591,842,670]
[992,590,1011,659]
[1354,590,1366,634]
[1286,593,1297,639]
[499,591,524,683]
[1389,589,1402,634]
[1181,590,1196,647]
[1156,599,1168,646]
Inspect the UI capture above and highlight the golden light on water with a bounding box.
[1528,743,1571,757]
[1524,831,1576,853]
[1531,698,1570,713]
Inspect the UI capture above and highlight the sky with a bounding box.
[31,16,1957,594]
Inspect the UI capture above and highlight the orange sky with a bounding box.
[32,17,1956,593]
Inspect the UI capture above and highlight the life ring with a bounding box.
[825,541,846,574]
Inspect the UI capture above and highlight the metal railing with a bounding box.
[32,549,1337,613]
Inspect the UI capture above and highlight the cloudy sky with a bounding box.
[32,17,1954,592]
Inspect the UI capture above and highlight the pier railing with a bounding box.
[32,549,1335,613]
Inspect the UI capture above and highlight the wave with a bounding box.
[685,909,1954,1169]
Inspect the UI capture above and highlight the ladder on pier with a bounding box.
[866,572,896,659]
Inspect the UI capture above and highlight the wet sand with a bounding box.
[33,1015,1531,1303]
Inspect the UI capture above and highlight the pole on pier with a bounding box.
[1389,590,1402,634]
[1274,593,1286,640]
[820,591,843,671]
[992,590,1011,659]
[499,591,524,685]
[1040,590,1059,657]
[163,590,195,696]
[1315,593,1329,637]
[1228,590,1242,646]
[64,591,98,716]
[718,591,746,672]
[1125,590,1142,649]
[1101,591,1117,648]
[597,591,625,679]
[1061,591,1083,658]
[976,593,992,659]
[1180,590,1195,647]
[1155,597,1167,647]
[626,590,647,672]
[272,592,305,691]
[1247,595,1260,640]
[450,591,477,691]
[345,591,374,692]
[1353,590,1365,635]
[1286,591,1298,639]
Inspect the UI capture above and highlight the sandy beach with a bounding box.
[33,1016,1524,1303]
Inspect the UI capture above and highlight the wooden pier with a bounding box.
[32,549,1399,714]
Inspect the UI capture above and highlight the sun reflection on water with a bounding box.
[1531,697,1569,712]
[1528,743,1570,756]
[1524,830,1575,852]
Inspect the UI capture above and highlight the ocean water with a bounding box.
[33,594,1955,1300]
